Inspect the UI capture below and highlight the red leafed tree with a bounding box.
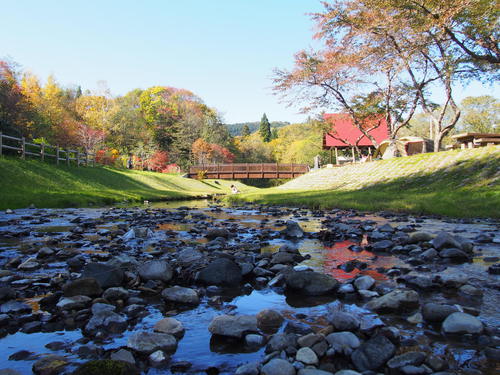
[77,123,106,154]
[192,138,234,165]
[211,143,235,163]
[147,150,169,172]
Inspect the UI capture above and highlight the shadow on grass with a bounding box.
[0,157,214,209]
[232,157,500,218]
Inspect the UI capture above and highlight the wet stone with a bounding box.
[63,278,102,297]
[284,270,339,295]
[351,335,396,371]
[32,355,68,375]
[235,362,260,375]
[72,359,139,375]
[0,300,32,314]
[154,317,185,338]
[442,312,483,334]
[110,349,136,365]
[56,295,92,310]
[353,275,375,290]
[245,333,265,347]
[197,258,242,286]
[365,289,419,313]
[326,331,360,356]
[256,309,284,333]
[296,347,318,365]
[208,314,258,338]
[102,287,129,301]
[327,310,360,331]
[127,331,177,354]
[82,263,124,288]
[161,286,199,305]
[85,302,127,334]
[138,260,173,283]
[387,351,426,369]
[261,358,296,375]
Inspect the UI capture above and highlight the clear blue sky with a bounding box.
[1,0,497,124]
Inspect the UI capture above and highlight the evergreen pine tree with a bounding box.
[259,113,271,142]
[241,124,250,137]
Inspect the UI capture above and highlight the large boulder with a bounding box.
[127,331,177,354]
[351,335,396,371]
[365,289,419,313]
[208,314,258,338]
[161,286,199,305]
[197,258,242,286]
[442,312,483,334]
[82,263,124,288]
[63,278,102,297]
[284,270,339,295]
[138,260,173,283]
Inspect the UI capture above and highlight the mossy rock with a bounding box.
[72,360,139,375]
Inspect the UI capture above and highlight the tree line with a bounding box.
[0,60,234,171]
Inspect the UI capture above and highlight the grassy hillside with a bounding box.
[228,146,500,218]
[0,157,254,210]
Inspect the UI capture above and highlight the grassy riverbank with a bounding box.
[228,146,500,218]
[0,157,253,210]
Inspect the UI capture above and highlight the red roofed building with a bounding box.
[323,113,389,164]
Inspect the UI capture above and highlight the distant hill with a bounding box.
[226,121,291,136]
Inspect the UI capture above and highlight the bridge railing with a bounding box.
[188,163,309,179]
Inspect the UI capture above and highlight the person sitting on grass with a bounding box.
[230,184,240,194]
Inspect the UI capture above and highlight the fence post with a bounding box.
[21,137,26,159]
[56,146,59,165]
[66,148,70,166]
[77,150,80,167]
[93,153,96,167]
[41,142,45,161]
[0,132,2,156]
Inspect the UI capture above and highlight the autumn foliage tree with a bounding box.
[0,61,35,137]
[275,0,496,151]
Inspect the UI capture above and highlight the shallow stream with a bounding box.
[0,200,498,374]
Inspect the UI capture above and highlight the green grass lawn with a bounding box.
[0,156,254,210]
[228,147,500,218]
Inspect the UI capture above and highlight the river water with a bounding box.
[0,200,498,374]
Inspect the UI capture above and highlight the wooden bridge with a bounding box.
[188,163,310,179]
